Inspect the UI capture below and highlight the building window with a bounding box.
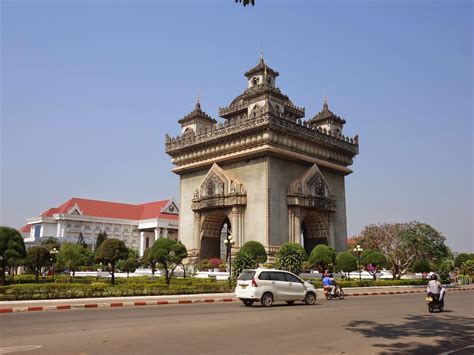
[34,225,41,239]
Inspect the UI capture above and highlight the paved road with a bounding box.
[1,292,473,355]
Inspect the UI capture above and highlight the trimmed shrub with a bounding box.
[232,251,257,279]
[274,243,307,275]
[240,241,267,264]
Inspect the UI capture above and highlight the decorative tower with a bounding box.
[165,58,359,260]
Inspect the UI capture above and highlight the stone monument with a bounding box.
[165,57,359,260]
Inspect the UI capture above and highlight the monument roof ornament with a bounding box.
[309,97,346,125]
[178,99,217,125]
[244,56,279,79]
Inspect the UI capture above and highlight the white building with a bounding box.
[21,197,179,256]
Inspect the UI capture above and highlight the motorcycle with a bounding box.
[324,285,345,300]
[426,288,445,313]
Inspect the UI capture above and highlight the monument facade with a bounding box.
[165,58,359,260]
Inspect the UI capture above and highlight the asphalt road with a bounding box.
[1,292,473,355]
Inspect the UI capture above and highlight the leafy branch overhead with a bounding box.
[235,0,255,6]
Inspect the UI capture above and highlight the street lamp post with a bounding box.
[223,234,235,285]
[50,247,59,282]
[353,245,363,281]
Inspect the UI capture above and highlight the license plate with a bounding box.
[426,297,432,302]
[240,284,247,289]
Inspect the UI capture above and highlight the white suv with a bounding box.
[234,269,317,307]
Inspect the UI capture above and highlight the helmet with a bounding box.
[430,274,438,280]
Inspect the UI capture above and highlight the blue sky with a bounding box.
[1,0,472,252]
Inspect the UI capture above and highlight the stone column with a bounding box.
[194,212,201,250]
[162,228,168,238]
[328,214,335,249]
[231,207,240,246]
[56,222,62,239]
[154,228,160,241]
[139,231,146,257]
[294,208,301,245]
[288,209,295,243]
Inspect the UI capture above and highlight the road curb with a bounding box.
[1,287,472,314]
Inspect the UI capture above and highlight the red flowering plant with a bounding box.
[209,258,223,268]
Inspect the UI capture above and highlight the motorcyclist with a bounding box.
[323,273,336,295]
[427,274,443,301]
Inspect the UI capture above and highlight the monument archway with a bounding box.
[200,212,231,260]
[301,212,328,255]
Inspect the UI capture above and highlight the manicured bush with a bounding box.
[335,252,357,277]
[240,241,267,264]
[274,243,307,275]
[232,251,257,279]
[195,259,212,271]
[308,244,336,272]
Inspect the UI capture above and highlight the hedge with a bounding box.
[0,280,233,301]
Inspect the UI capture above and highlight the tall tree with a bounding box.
[95,238,128,285]
[235,0,255,6]
[96,231,108,250]
[77,232,87,249]
[357,221,449,279]
[141,247,158,276]
[25,246,51,282]
[41,237,60,251]
[0,227,27,285]
[56,243,89,278]
[149,238,187,285]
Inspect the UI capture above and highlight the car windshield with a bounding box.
[238,271,256,281]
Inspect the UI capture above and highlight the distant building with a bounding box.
[20,197,179,256]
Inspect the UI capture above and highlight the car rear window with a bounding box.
[238,271,256,281]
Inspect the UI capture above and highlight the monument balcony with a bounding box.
[218,102,247,118]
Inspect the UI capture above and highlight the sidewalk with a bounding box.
[1,285,473,314]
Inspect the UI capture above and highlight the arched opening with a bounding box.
[301,212,328,255]
[200,211,231,260]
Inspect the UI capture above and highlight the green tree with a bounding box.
[357,221,449,279]
[335,252,357,278]
[308,244,336,273]
[141,247,158,276]
[235,0,255,6]
[149,238,187,285]
[77,232,87,249]
[232,251,257,279]
[240,241,267,264]
[437,260,453,281]
[412,260,431,273]
[95,238,128,285]
[361,250,387,280]
[461,260,474,276]
[117,257,139,277]
[274,243,307,275]
[25,246,51,282]
[41,237,60,251]
[454,253,473,268]
[96,231,108,250]
[56,243,89,278]
[0,227,27,285]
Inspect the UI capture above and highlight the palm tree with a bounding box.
[235,0,255,6]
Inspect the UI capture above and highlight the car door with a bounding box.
[270,271,291,300]
[284,273,306,300]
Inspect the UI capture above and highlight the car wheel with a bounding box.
[305,292,316,305]
[243,300,254,307]
[261,292,274,307]
[286,301,295,305]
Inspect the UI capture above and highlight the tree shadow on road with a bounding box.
[345,313,474,354]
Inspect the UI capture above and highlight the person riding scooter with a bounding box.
[427,274,444,301]
[323,273,336,295]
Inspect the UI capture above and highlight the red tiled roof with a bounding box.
[39,198,179,221]
[20,224,32,233]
